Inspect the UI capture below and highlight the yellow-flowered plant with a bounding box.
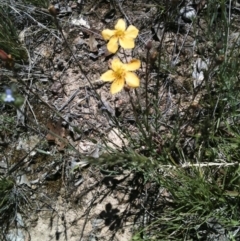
[102,19,139,53]
[100,58,141,94]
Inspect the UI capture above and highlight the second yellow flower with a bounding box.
[100,58,141,94]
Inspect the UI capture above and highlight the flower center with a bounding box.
[115,68,125,80]
[115,30,125,38]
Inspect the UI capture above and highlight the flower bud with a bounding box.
[215,55,224,65]
[145,41,152,50]
[0,50,14,69]
[0,49,9,61]
[150,49,158,63]
[124,85,131,92]
[48,5,59,17]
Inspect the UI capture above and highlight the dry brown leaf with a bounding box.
[46,119,68,151]
[88,34,98,52]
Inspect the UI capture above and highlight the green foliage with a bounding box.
[23,0,49,8]
[122,0,240,239]
[0,177,14,209]
[0,4,27,61]
[0,115,15,133]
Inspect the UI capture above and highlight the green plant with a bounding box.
[1,0,240,240]
[23,0,49,8]
[0,4,27,61]
[0,177,14,210]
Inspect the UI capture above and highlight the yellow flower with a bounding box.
[102,19,139,53]
[100,58,141,94]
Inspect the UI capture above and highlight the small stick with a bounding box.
[57,89,80,111]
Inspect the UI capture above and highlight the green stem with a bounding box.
[145,47,150,132]
[128,92,147,141]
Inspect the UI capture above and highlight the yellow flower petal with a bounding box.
[102,29,116,40]
[125,72,140,88]
[111,58,123,71]
[110,78,125,94]
[115,19,126,31]
[123,59,141,71]
[100,70,115,82]
[107,36,119,53]
[125,25,139,39]
[119,37,135,49]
